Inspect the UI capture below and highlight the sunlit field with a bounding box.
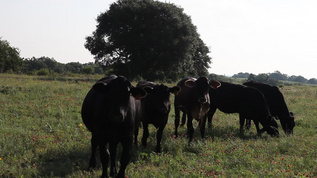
[0,74,316,177]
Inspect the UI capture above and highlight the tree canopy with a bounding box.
[85,0,211,81]
[0,38,23,73]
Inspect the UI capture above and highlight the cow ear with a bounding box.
[185,80,195,88]
[130,87,147,100]
[93,82,109,93]
[209,80,221,89]
[169,86,181,95]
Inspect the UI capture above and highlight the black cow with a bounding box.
[243,81,295,135]
[81,75,146,178]
[207,81,279,137]
[174,77,221,144]
[134,81,180,152]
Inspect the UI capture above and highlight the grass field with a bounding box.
[0,74,316,177]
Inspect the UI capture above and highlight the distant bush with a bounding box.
[37,68,49,76]
[232,72,250,78]
[232,71,316,85]
[209,73,234,83]
[307,78,317,84]
[81,66,94,74]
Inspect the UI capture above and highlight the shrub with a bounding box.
[37,68,49,76]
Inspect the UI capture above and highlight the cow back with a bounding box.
[209,82,246,113]
[243,81,291,118]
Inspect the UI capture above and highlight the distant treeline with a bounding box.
[22,56,103,75]
[1,38,316,84]
[4,55,317,85]
[2,38,316,85]
[0,38,103,75]
[3,55,104,75]
[232,71,317,85]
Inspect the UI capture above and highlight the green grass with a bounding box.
[0,74,316,177]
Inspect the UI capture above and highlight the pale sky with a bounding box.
[1,0,317,79]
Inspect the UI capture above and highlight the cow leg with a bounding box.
[117,134,133,178]
[134,122,139,147]
[109,141,118,177]
[239,113,246,134]
[180,112,186,126]
[187,113,194,145]
[141,123,149,148]
[245,119,251,130]
[88,133,98,170]
[174,106,181,137]
[200,114,207,139]
[207,106,217,129]
[99,140,109,178]
[254,121,265,136]
[156,125,165,153]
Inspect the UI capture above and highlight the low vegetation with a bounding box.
[0,74,316,177]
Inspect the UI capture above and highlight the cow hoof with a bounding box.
[88,164,96,172]
[100,173,108,178]
[207,123,213,129]
[239,133,244,138]
[239,130,244,135]
[270,133,280,138]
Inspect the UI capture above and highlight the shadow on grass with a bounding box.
[35,126,267,177]
[36,147,92,177]
[172,124,264,141]
[35,143,156,177]
[205,125,260,140]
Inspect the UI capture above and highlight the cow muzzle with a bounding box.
[285,126,294,135]
[109,108,127,123]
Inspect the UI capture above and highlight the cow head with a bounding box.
[93,75,147,122]
[284,112,295,135]
[185,77,221,104]
[140,82,181,115]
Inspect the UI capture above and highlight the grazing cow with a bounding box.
[243,81,295,135]
[135,81,180,152]
[207,81,279,137]
[174,77,221,144]
[81,75,146,178]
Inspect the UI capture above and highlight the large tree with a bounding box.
[85,0,211,81]
[0,38,23,73]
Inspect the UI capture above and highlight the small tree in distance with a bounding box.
[85,0,211,81]
[0,38,23,73]
[269,70,288,81]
